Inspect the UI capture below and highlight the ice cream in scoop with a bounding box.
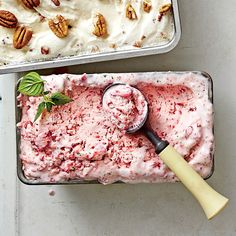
[102,84,148,132]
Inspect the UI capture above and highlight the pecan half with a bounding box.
[126,4,137,20]
[21,0,40,9]
[159,3,172,14]
[93,14,107,37]
[0,10,18,28]
[13,26,33,49]
[143,0,152,13]
[48,15,68,38]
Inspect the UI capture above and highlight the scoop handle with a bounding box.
[159,145,228,219]
[143,128,228,219]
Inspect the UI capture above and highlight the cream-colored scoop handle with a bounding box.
[159,145,228,220]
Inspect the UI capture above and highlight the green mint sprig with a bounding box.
[18,72,73,122]
[18,72,45,96]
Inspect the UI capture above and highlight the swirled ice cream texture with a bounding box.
[103,84,148,131]
[17,72,214,184]
[0,0,174,66]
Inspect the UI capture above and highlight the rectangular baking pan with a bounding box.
[1,0,181,75]
[15,71,214,185]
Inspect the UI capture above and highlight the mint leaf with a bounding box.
[17,72,74,122]
[43,95,55,105]
[51,92,73,105]
[18,72,44,96]
[34,102,46,122]
[46,102,53,112]
[43,91,50,95]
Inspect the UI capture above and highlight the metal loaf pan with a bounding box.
[1,0,181,75]
[16,71,214,185]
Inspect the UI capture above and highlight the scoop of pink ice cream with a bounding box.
[103,84,147,131]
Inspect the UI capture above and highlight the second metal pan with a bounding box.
[0,0,181,75]
[16,71,214,185]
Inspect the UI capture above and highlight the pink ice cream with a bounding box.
[102,84,148,131]
[17,72,214,184]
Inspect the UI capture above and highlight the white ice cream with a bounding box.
[0,0,174,66]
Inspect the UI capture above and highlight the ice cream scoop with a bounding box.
[103,83,229,220]
[102,83,148,132]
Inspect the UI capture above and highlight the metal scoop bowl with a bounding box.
[103,83,228,220]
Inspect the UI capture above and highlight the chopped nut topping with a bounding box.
[91,45,100,53]
[159,3,172,14]
[143,0,152,13]
[141,35,146,40]
[160,32,169,40]
[126,4,137,20]
[93,14,108,37]
[158,13,163,22]
[109,43,117,49]
[51,0,60,6]
[39,13,46,22]
[41,46,50,55]
[133,41,142,48]
[133,35,146,48]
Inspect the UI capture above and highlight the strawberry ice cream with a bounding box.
[102,84,148,131]
[17,72,214,184]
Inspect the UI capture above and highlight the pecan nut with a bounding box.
[51,0,60,6]
[133,41,142,48]
[133,35,146,48]
[93,14,107,37]
[159,3,172,14]
[13,26,33,49]
[21,0,40,9]
[143,0,152,13]
[48,15,68,38]
[0,10,18,28]
[126,4,137,20]
[41,46,50,55]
